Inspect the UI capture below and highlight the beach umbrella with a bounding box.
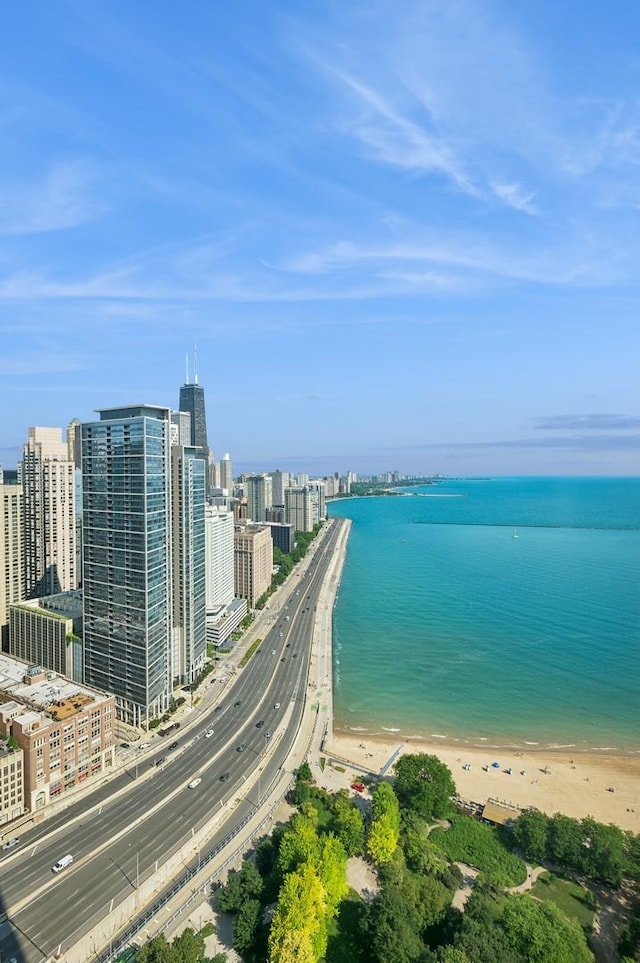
[492,761,500,768]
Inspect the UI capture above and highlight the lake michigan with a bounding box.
[327,477,640,752]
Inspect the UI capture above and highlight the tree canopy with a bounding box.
[393,754,456,820]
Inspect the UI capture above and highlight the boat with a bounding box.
[512,530,519,539]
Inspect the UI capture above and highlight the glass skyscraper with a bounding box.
[82,406,173,726]
[178,382,209,453]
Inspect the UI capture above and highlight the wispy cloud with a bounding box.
[0,159,105,235]
[533,414,640,431]
[491,182,537,215]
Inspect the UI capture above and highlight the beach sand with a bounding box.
[317,516,640,834]
[323,732,640,831]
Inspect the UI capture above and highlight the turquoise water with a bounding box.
[328,478,640,752]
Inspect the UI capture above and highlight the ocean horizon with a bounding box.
[327,477,640,754]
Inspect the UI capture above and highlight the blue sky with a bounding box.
[1,1,639,476]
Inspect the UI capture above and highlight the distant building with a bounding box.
[0,480,23,650]
[218,453,233,494]
[246,474,273,523]
[9,590,83,680]
[270,470,290,508]
[307,481,326,524]
[234,524,272,606]
[205,506,235,612]
[19,427,76,598]
[266,506,286,524]
[0,655,114,812]
[285,487,313,533]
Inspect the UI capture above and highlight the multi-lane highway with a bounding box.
[0,517,345,962]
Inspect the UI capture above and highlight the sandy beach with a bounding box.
[323,732,640,832]
[316,518,640,834]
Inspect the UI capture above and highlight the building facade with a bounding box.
[0,481,23,649]
[234,524,272,606]
[9,591,82,680]
[0,740,24,824]
[218,453,233,493]
[285,486,313,533]
[171,446,206,686]
[0,656,114,812]
[246,474,273,523]
[82,405,173,726]
[19,427,76,599]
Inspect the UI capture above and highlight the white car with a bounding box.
[2,837,20,851]
[274,702,281,710]
[188,778,202,789]
[205,728,214,739]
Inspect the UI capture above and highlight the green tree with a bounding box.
[268,864,328,963]
[367,782,401,865]
[512,809,549,863]
[501,894,593,963]
[232,898,261,957]
[216,860,263,913]
[317,833,348,917]
[581,817,625,886]
[366,882,424,963]
[547,814,585,871]
[367,819,399,866]
[333,793,366,856]
[394,754,456,819]
[277,814,321,878]
[136,934,174,963]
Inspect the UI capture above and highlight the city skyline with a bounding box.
[1,2,639,476]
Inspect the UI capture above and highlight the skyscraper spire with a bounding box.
[185,352,190,385]
[194,342,199,385]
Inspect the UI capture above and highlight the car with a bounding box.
[274,702,281,710]
[236,743,247,752]
[280,657,285,663]
[188,778,202,789]
[220,772,230,782]
[139,743,150,750]
[52,854,74,873]
[351,782,366,793]
[285,616,290,622]
[271,649,276,655]
[234,700,242,707]
[120,743,130,750]
[154,757,166,767]
[286,642,291,647]
[255,720,264,728]
[2,837,20,851]
[265,730,272,739]
[293,653,298,659]
[205,728,214,738]
[279,632,283,638]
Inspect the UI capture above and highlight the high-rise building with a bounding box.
[170,410,192,447]
[66,418,82,468]
[246,474,273,523]
[179,380,209,454]
[205,505,235,612]
[82,406,174,726]
[171,446,206,686]
[307,481,326,523]
[218,453,233,493]
[19,427,76,599]
[285,486,313,533]
[270,470,290,508]
[0,480,23,649]
[234,524,272,606]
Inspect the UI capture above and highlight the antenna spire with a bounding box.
[194,342,199,385]
[185,352,189,385]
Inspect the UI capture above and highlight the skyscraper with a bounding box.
[82,406,173,726]
[19,427,76,598]
[218,453,233,493]
[179,378,209,453]
[0,479,23,649]
[247,474,273,523]
[171,445,206,685]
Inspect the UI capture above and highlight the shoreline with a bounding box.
[317,518,640,833]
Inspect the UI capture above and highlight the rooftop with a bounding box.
[0,654,110,720]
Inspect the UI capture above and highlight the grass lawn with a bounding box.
[430,815,527,887]
[532,873,595,931]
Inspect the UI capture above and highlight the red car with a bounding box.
[350,782,365,793]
